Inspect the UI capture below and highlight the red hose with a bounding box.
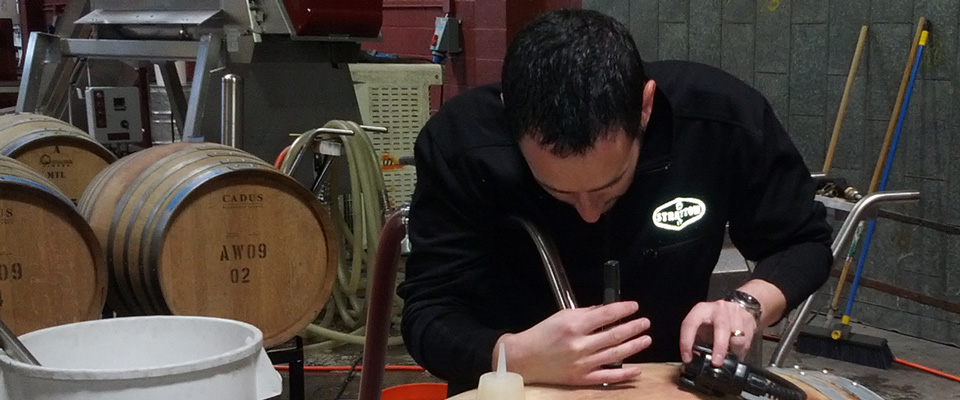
[274,365,425,372]
[274,146,291,169]
[894,358,960,384]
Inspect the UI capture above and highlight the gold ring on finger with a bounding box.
[731,329,745,337]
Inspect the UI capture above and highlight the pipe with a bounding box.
[221,74,243,148]
[769,190,920,367]
[357,207,408,400]
[510,216,578,310]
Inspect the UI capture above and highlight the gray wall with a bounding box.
[584,0,960,345]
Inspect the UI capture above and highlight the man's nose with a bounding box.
[574,194,603,223]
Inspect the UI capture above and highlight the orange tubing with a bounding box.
[274,365,425,372]
[894,358,960,384]
[274,145,291,169]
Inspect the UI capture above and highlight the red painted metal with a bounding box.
[0,19,17,81]
[18,0,45,68]
[282,0,384,38]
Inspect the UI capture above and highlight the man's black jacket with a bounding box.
[398,60,833,394]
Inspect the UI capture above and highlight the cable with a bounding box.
[332,355,363,400]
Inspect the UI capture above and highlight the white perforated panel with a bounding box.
[350,64,443,206]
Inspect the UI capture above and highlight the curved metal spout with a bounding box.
[510,216,578,310]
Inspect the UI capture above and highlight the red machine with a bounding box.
[283,0,384,38]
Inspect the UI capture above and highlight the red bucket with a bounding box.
[381,382,448,400]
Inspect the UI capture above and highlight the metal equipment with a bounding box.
[770,190,921,367]
[83,86,143,143]
[18,0,382,168]
[681,344,806,400]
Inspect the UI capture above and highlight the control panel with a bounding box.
[85,86,144,144]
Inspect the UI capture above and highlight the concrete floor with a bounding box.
[269,319,959,400]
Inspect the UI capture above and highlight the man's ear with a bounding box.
[641,80,656,128]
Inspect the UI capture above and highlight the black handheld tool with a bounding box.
[601,260,622,369]
[679,344,806,400]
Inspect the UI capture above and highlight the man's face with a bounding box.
[519,129,640,223]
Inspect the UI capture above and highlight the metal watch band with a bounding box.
[724,290,762,321]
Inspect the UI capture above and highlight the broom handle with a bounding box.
[842,26,930,322]
[820,26,869,324]
[822,26,868,174]
[823,222,863,327]
[868,18,927,193]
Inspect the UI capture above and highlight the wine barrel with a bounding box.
[447,363,878,400]
[0,113,117,202]
[79,143,338,347]
[0,155,107,335]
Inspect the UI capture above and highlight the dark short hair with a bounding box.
[502,9,647,156]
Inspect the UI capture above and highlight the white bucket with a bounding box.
[0,316,283,400]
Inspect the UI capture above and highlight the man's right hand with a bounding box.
[493,301,652,386]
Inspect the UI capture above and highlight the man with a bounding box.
[398,9,833,394]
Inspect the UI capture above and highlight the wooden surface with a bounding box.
[0,114,116,202]
[447,363,830,400]
[0,155,107,335]
[78,143,338,347]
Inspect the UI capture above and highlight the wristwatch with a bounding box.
[724,290,762,322]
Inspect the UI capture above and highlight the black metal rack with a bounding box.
[268,336,305,400]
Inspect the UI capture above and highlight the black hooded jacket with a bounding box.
[398,60,833,394]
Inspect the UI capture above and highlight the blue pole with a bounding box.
[842,28,929,320]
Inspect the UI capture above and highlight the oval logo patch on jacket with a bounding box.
[652,197,706,231]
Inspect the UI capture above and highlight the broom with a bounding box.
[797,20,931,369]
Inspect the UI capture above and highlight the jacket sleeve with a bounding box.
[727,100,834,310]
[396,125,504,388]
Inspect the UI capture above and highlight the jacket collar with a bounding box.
[635,87,674,173]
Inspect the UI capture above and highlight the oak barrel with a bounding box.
[0,155,107,335]
[447,363,859,400]
[0,113,117,202]
[78,143,339,347]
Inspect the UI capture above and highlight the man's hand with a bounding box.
[495,301,652,386]
[678,279,786,367]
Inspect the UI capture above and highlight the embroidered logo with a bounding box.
[652,197,706,231]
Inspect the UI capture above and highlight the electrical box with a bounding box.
[430,16,461,54]
[85,86,144,144]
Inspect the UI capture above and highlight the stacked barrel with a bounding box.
[0,112,113,335]
[0,113,117,203]
[0,114,338,347]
